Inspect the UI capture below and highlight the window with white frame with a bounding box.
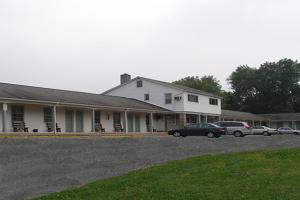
[174,96,182,101]
[165,93,172,104]
[188,94,199,103]
[11,105,24,122]
[137,80,143,87]
[144,93,150,101]
[43,107,53,122]
[209,98,218,105]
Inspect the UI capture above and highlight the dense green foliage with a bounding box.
[34,148,300,200]
[172,58,300,113]
[226,58,300,113]
[173,75,222,96]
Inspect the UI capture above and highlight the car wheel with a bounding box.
[294,132,300,135]
[234,131,242,137]
[173,131,181,137]
[207,132,215,138]
[263,131,269,136]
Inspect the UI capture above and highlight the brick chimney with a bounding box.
[120,73,131,85]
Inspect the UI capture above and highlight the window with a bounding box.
[174,96,182,101]
[144,94,150,101]
[209,98,218,105]
[11,105,24,122]
[165,93,172,104]
[188,94,199,103]
[44,107,53,122]
[137,80,143,87]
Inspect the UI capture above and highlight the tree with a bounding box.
[221,91,241,110]
[226,58,300,114]
[173,75,222,96]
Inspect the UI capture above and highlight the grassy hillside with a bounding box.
[35,148,300,200]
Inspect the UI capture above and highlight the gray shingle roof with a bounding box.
[260,113,300,121]
[0,82,170,112]
[221,109,269,121]
[102,76,222,99]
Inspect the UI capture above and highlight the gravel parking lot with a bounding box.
[1,134,300,200]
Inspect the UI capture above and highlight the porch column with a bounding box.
[150,113,154,133]
[179,113,187,127]
[91,109,95,132]
[2,103,8,132]
[133,113,136,133]
[205,115,208,123]
[124,110,128,133]
[53,105,57,134]
[252,120,255,126]
[198,114,201,123]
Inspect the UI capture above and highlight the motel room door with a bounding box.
[76,111,84,132]
[135,114,141,132]
[66,110,74,132]
[127,113,134,132]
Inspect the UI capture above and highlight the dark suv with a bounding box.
[214,121,252,137]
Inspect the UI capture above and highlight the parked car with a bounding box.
[278,127,300,135]
[252,126,278,136]
[214,121,252,137]
[168,123,226,138]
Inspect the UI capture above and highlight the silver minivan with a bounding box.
[214,121,252,137]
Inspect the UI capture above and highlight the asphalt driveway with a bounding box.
[1,134,300,200]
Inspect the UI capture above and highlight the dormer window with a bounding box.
[137,80,143,87]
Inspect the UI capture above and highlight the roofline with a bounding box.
[268,119,300,122]
[260,113,300,116]
[0,97,171,113]
[0,82,108,97]
[102,77,138,94]
[102,76,222,98]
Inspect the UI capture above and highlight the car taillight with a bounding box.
[219,128,225,133]
[245,125,251,129]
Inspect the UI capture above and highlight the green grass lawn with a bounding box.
[34,148,300,200]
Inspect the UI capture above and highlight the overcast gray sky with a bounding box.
[1,0,299,93]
